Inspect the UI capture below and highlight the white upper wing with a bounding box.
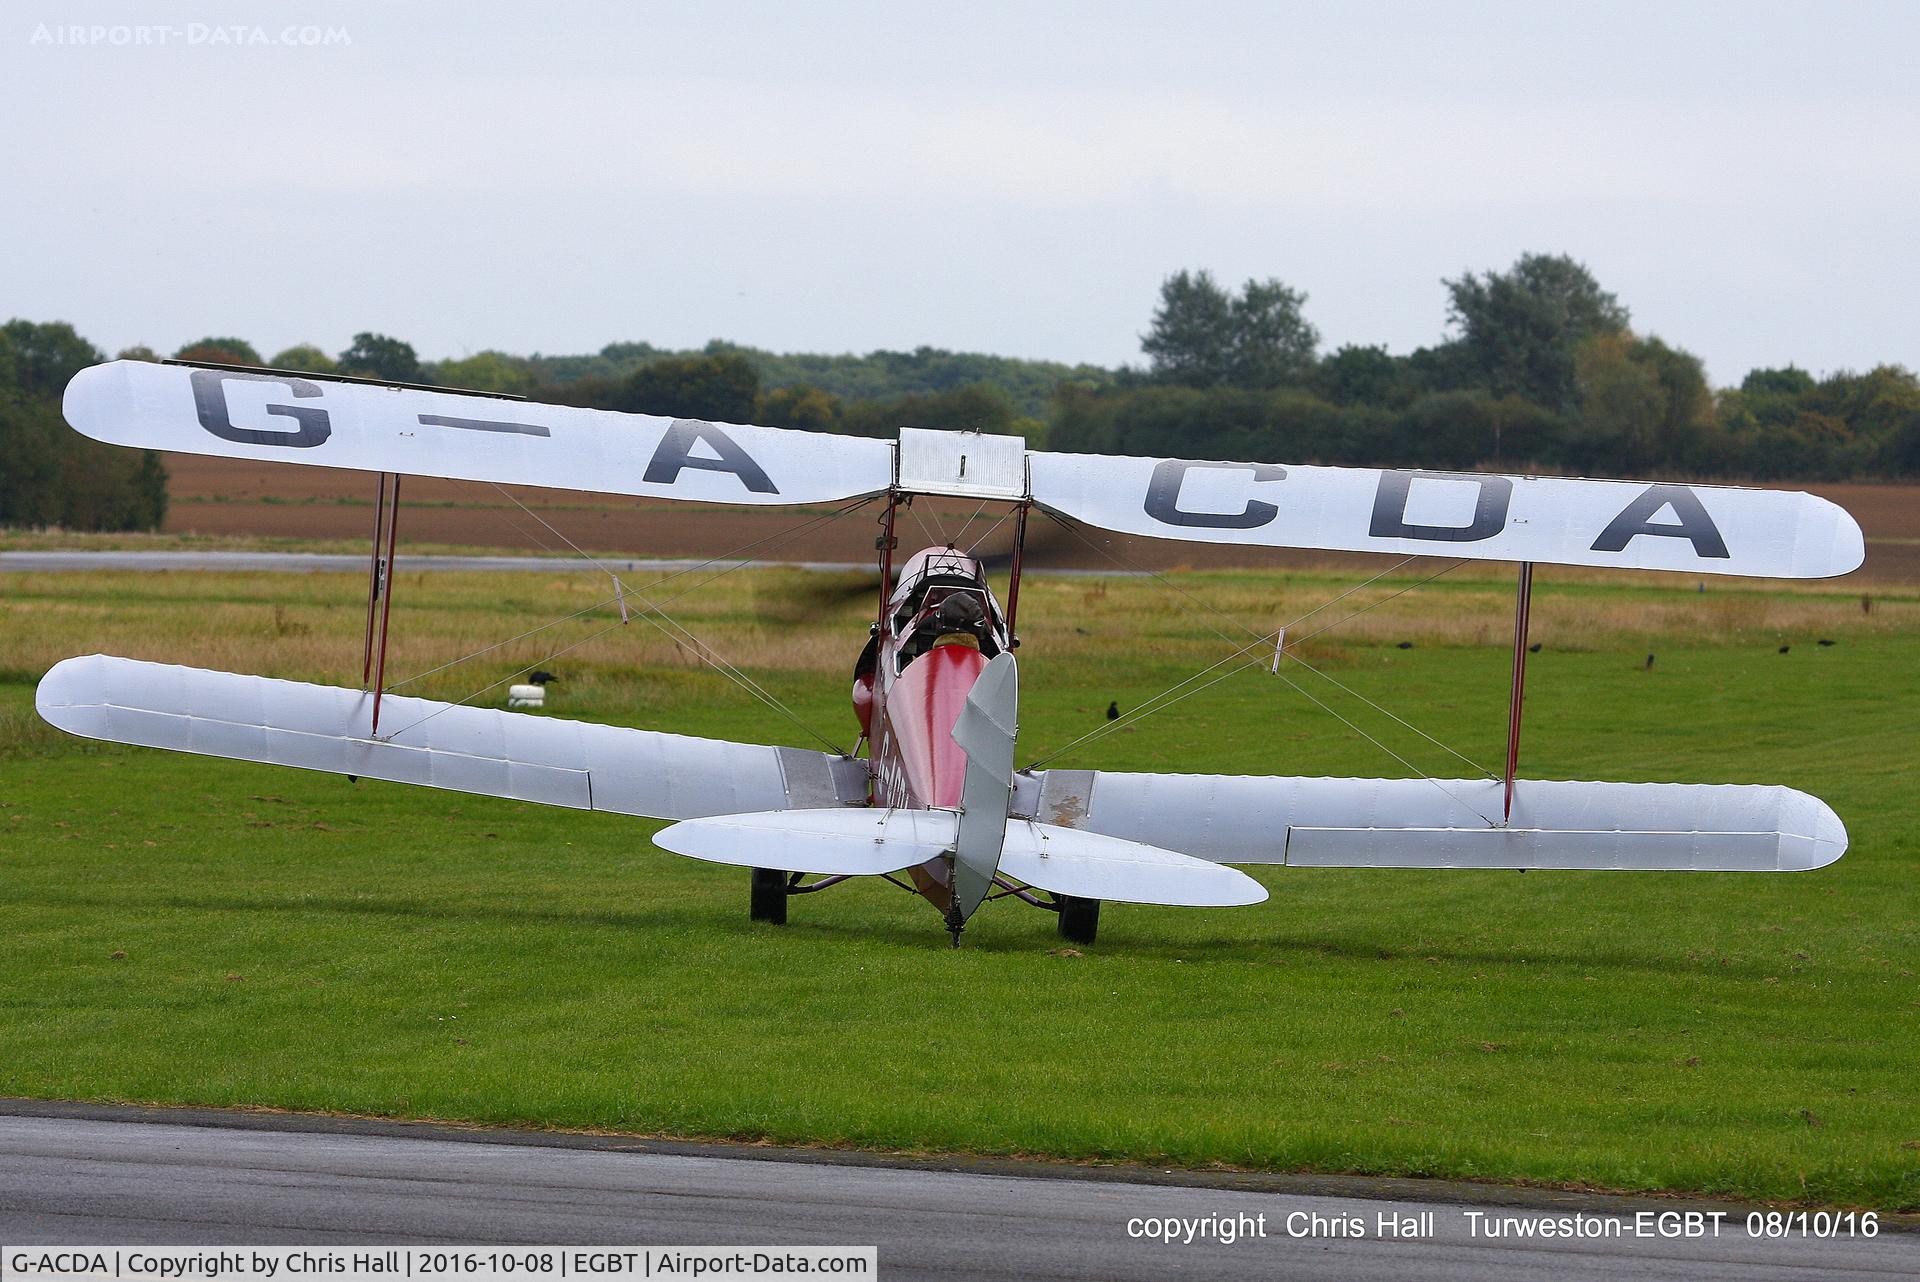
[64,360,894,505]
[1027,450,1864,579]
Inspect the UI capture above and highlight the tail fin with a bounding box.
[950,652,1018,925]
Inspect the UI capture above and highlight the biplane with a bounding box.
[38,360,1864,944]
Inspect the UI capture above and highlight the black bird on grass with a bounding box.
[1818,638,1836,647]
[528,670,558,685]
[1527,642,1543,654]
[1106,701,1120,721]
[1396,641,1414,650]
[1778,644,1791,655]
[1645,653,1656,671]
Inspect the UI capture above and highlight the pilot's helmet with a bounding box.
[933,591,986,633]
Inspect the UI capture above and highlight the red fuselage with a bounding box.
[850,547,1011,909]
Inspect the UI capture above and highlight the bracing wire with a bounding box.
[1024,512,1494,789]
[1279,643,1494,779]
[378,489,871,753]
[905,498,946,551]
[963,506,1018,556]
[1023,632,1278,770]
[386,494,874,692]
[387,591,624,691]
[1269,667,1498,826]
[1287,558,1472,649]
[951,495,993,550]
[485,487,851,753]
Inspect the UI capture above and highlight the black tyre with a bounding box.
[1056,895,1100,945]
[750,868,788,925]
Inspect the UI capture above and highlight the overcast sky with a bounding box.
[5,2,1916,385]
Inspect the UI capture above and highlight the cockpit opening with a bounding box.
[886,547,1009,670]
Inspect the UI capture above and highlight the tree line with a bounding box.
[121,255,1920,480]
[0,321,166,531]
[1059,256,1920,480]
[5,252,1918,531]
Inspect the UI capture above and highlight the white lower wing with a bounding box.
[64,360,893,506]
[1028,450,1863,579]
[36,655,863,820]
[1017,771,1846,872]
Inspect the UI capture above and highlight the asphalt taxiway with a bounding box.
[0,1104,1910,1281]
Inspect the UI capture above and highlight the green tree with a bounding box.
[435,350,533,395]
[1315,344,1403,406]
[173,336,261,365]
[1740,366,1816,398]
[613,352,759,421]
[2,319,103,396]
[1561,333,1716,472]
[1885,412,1920,474]
[1228,278,1319,386]
[1141,270,1235,386]
[1571,333,1666,471]
[1632,336,1715,468]
[1141,270,1318,388]
[0,394,65,526]
[840,384,1017,438]
[337,332,421,382]
[755,383,842,432]
[269,343,338,373]
[0,324,166,531]
[1445,252,1630,411]
[1392,391,1502,469]
[115,345,160,362]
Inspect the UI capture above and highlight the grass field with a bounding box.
[2,556,1917,1209]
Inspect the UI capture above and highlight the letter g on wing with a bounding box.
[191,369,332,448]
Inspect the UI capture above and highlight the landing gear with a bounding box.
[749,868,788,925]
[1056,895,1100,945]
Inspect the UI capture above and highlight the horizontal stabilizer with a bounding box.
[656,808,1267,905]
[653,808,954,876]
[1021,772,1846,873]
[36,654,862,821]
[999,822,1267,906]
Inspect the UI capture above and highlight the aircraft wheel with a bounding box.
[1056,895,1100,945]
[750,868,788,925]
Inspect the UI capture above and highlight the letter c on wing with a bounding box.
[1143,459,1286,529]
